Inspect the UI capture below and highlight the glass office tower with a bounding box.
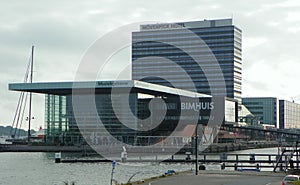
[132,18,242,102]
[242,97,278,127]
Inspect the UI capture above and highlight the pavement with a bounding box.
[134,170,285,185]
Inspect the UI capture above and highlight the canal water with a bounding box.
[0,147,279,185]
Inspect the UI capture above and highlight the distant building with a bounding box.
[238,104,259,126]
[132,18,242,103]
[279,100,300,129]
[242,97,278,127]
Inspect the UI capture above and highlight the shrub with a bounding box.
[294,181,300,185]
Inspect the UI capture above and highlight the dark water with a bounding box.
[0,147,279,185]
[0,152,194,185]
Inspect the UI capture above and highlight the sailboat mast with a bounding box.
[28,45,34,142]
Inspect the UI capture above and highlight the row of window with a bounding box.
[133,56,235,63]
[133,38,236,47]
[132,42,235,51]
[133,30,236,38]
[135,26,236,37]
[132,49,234,56]
[133,52,235,59]
[133,34,235,43]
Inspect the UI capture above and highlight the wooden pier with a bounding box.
[55,152,297,172]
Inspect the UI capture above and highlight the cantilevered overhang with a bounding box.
[9,80,211,98]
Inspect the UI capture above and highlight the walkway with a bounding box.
[135,171,284,185]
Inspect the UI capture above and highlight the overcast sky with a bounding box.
[1,0,300,130]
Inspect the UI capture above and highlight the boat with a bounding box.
[30,127,46,142]
[0,136,12,145]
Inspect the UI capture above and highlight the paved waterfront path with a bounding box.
[135,170,285,185]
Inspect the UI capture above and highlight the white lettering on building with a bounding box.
[181,102,214,111]
[141,23,185,31]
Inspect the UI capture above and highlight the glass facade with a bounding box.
[242,97,278,127]
[9,80,237,145]
[132,19,242,102]
[45,93,139,144]
[45,94,81,144]
[279,100,300,129]
[45,90,235,145]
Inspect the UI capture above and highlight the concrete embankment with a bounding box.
[0,141,289,153]
[0,144,92,153]
[202,141,280,153]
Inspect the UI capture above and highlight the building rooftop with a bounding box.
[140,18,233,31]
[9,80,211,98]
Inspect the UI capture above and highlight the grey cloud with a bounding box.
[1,0,300,127]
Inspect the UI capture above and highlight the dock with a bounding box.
[0,144,88,153]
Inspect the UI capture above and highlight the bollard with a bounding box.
[234,163,238,171]
[185,152,191,161]
[256,163,260,170]
[249,153,255,163]
[221,163,226,170]
[55,152,61,163]
[199,164,206,171]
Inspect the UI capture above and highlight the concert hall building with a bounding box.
[9,80,237,144]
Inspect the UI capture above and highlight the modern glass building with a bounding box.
[242,97,278,127]
[279,100,300,129]
[132,18,242,102]
[9,80,237,145]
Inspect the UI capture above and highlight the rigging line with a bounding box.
[10,91,24,137]
[17,92,29,138]
[13,59,30,137]
[10,52,32,136]
[14,92,26,137]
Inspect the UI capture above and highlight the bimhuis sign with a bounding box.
[180,97,225,124]
[167,97,225,123]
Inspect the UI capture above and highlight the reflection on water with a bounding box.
[0,148,279,185]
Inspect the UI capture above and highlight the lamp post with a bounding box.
[26,116,34,142]
[110,160,116,185]
[195,123,198,175]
